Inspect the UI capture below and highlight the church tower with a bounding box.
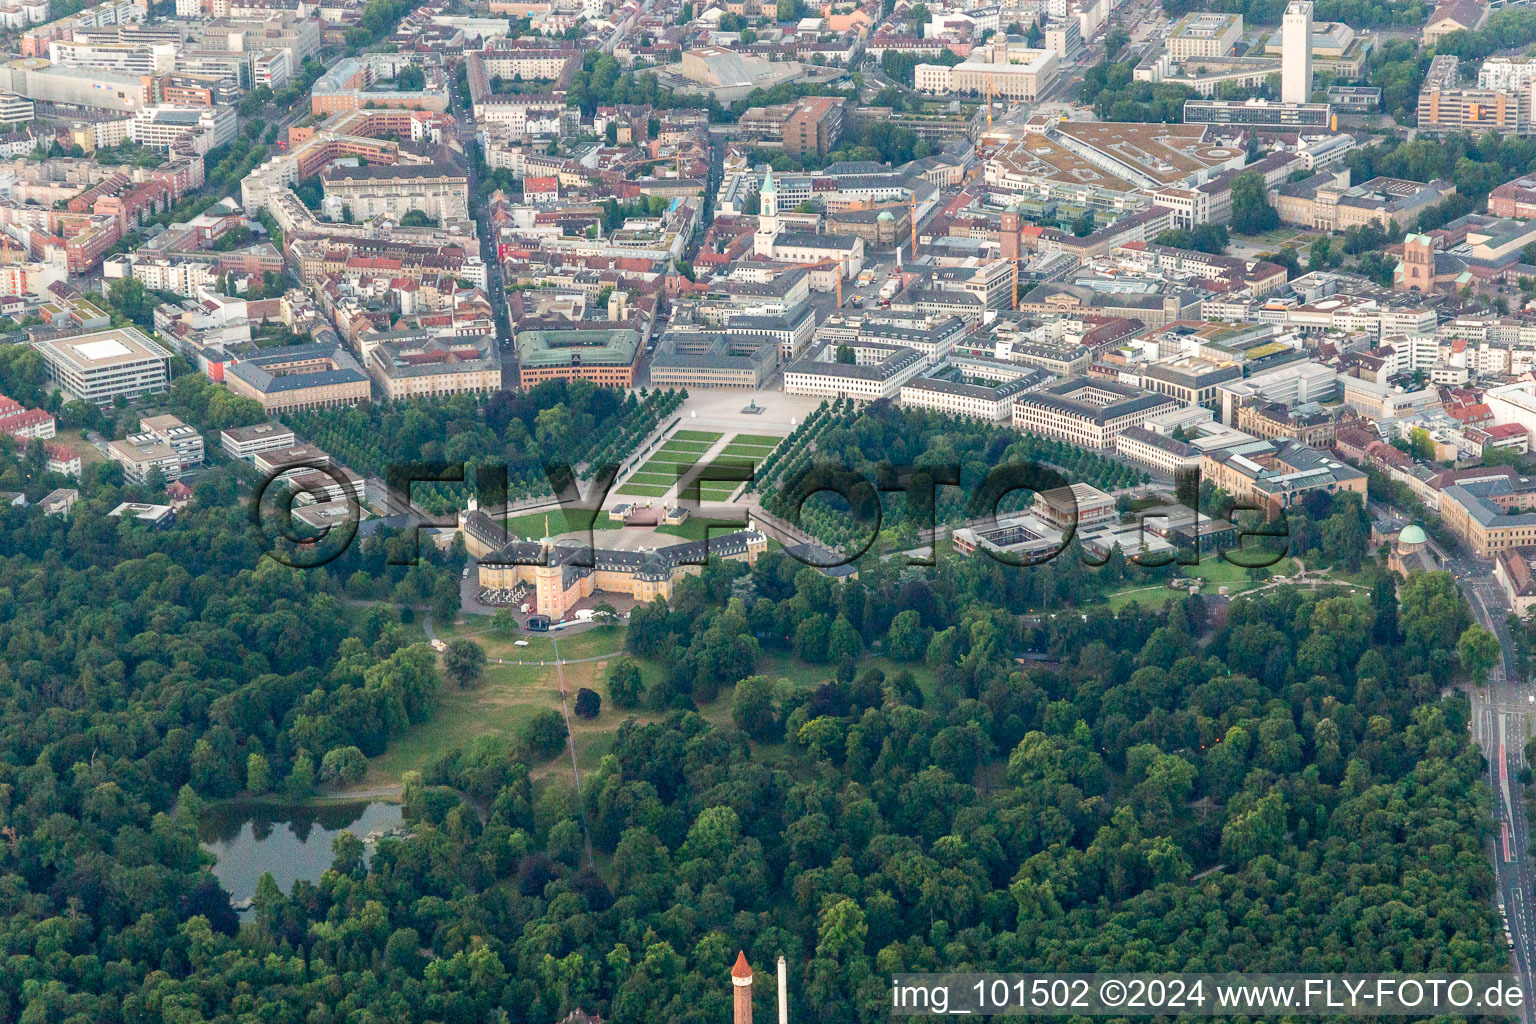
[1398,232,1434,293]
[732,952,754,1024]
[754,167,779,258]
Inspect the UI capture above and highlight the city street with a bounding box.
[1372,503,1536,1022]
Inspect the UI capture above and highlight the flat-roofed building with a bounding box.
[130,104,237,154]
[782,95,845,158]
[285,465,366,506]
[649,330,779,390]
[915,41,1058,100]
[137,413,203,468]
[253,443,329,482]
[0,92,34,125]
[226,342,371,413]
[1184,98,1332,131]
[219,420,296,459]
[32,327,172,405]
[108,501,175,527]
[516,327,643,388]
[1141,355,1242,409]
[1034,482,1118,530]
[1417,54,1524,135]
[1328,85,1380,111]
[1013,376,1181,449]
[1166,12,1243,61]
[107,434,183,483]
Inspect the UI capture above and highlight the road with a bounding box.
[447,74,512,351]
[1463,559,1536,1018]
[1370,502,1536,1016]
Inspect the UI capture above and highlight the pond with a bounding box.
[200,800,403,910]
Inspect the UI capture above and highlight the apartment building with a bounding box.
[782,96,845,158]
[130,104,237,153]
[1417,55,1525,135]
[321,162,470,222]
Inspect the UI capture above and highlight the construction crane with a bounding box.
[792,257,845,307]
[856,195,921,259]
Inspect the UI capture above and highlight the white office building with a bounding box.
[219,421,297,460]
[33,328,173,405]
[130,104,237,154]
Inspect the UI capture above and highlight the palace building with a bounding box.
[465,511,767,619]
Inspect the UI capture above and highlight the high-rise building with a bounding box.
[1282,1,1314,105]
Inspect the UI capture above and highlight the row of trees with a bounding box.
[280,383,684,513]
[759,398,1150,552]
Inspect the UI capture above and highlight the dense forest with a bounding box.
[0,436,1504,1020]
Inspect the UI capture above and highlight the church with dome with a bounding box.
[753,167,867,282]
[1387,523,1432,576]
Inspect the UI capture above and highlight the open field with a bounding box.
[638,451,701,464]
[51,431,106,466]
[501,508,597,538]
[368,661,553,782]
[733,433,785,445]
[673,430,723,442]
[1106,585,1183,611]
[614,483,670,496]
[367,627,626,783]
[651,517,747,540]
[722,443,777,457]
[366,622,933,790]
